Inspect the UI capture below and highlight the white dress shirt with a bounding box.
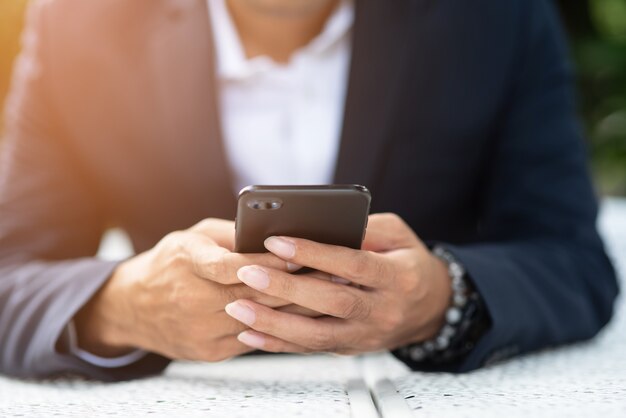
[209,0,354,194]
[68,0,354,368]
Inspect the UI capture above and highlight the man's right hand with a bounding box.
[73,219,301,362]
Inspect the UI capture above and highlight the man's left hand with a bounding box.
[224,213,453,355]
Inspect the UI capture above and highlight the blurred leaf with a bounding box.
[560,1,626,195]
[591,0,626,41]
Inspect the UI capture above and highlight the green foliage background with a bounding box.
[0,0,625,195]
[558,0,626,195]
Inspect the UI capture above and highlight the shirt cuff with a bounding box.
[61,320,148,369]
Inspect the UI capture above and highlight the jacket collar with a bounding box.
[147,0,417,215]
[333,0,416,194]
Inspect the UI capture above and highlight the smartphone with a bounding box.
[235,185,371,253]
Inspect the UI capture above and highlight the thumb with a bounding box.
[362,213,420,252]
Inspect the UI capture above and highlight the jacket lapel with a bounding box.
[333,0,416,194]
[145,0,422,219]
[146,0,236,219]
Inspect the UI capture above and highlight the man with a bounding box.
[0,0,618,381]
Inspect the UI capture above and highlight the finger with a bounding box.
[237,266,371,320]
[191,218,236,251]
[264,236,393,288]
[309,270,357,287]
[225,300,349,352]
[300,270,355,286]
[237,330,310,354]
[194,335,255,362]
[362,213,420,252]
[192,248,299,285]
[218,283,293,309]
[211,311,256,337]
[304,270,332,281]
[277,304,324,318]
[152,335,253,362]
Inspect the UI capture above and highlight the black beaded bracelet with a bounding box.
[398,246,487,364]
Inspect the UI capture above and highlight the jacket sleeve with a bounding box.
[0,1,169,381]
[395,0,619,372]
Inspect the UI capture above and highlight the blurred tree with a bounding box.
[591,0,626,40]
[557,0,626,196]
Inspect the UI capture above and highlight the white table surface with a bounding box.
[0,354,369,418]
[0,198,625,417]
[386,198,626,417]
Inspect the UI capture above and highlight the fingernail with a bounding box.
[237,266,270,290]
[225,302,256,326]
[287,263,302,272]
[264,236,296,259]
[238,331,265,349]
[331,275,351,285]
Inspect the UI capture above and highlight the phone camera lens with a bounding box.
[247,199,282,210]
[248,201,262,210]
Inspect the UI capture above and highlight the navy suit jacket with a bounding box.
[0,0,619,380]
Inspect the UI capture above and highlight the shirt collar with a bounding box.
[208,0,354,80]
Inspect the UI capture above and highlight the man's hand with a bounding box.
[74,219,306,362]
[224,213,452,354]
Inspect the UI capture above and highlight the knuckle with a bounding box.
[167,280,188,306]
[164,230,189,249]
[311,334,333,351]
[278,273,295,297]
[333,292,369,320]
[347,251,387,285]
[163,230,185,244]
[379,310,404,334]
[213,251,240,282]
[347,252,371,279]
[161,231,189,257]
[310,330,336,351]
[204,258,222,280]
[383,212,404,227]
[376,258,395,286]
[168,250,189,270]
[194,218,219,232]
[201,250,230,282]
